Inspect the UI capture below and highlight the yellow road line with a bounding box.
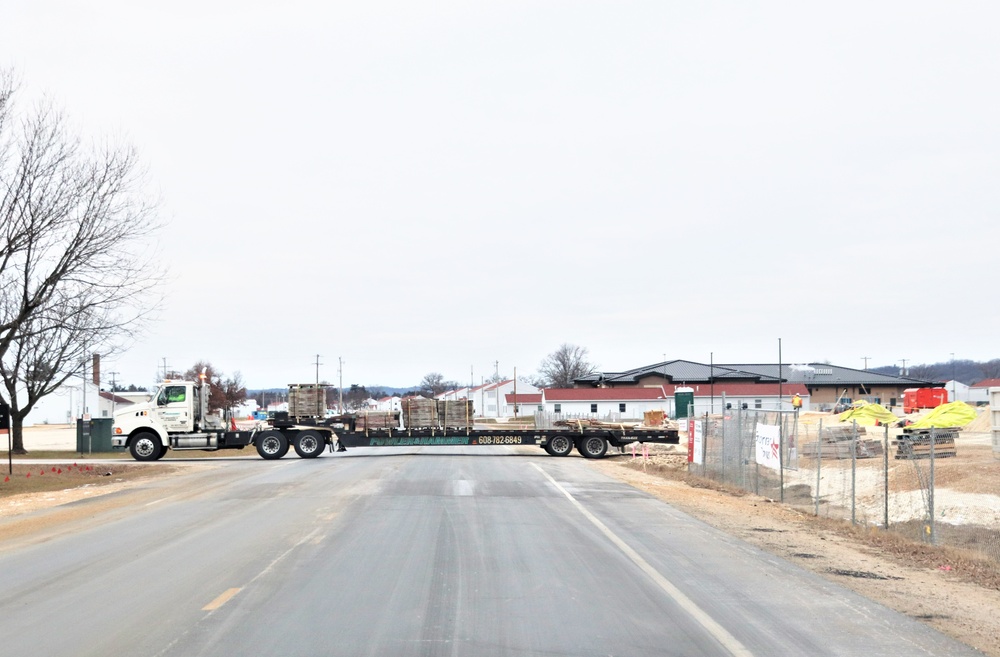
[202,587,242,611]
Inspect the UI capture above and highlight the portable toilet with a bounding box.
[675,387,695,418]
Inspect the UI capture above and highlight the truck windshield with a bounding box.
[157,386,187,405]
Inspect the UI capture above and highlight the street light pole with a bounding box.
[951,353,956,402]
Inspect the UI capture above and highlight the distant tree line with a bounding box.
[870,359,1000,384]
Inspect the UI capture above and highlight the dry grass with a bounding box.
[0,462,167,498]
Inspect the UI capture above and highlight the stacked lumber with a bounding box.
[355,411,399,430]
[893,428,958,459]
[553,418,641,430]
[288,384,327,418]
[398,398,474,429]
[437,399,473,429]
[401,398,437,428]
[800,425,884,459]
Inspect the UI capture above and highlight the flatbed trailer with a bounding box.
[266,414,679,459]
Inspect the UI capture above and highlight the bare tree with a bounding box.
[0,70,162,453]
[418,372,457,397]
[978,359,1000,382]
[218,372,247,416]
[181,362,245,414]
[537,344,595,388]
[906,364,939,382]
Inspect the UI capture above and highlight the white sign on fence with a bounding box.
[755,423,781,471]
[692,419,703,465]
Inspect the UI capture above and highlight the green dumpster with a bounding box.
[76,417,114,452]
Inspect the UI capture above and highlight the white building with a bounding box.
[375,396,402,412]
[467,380,540,418]
[540,387,672,421]
[536,383,810,420]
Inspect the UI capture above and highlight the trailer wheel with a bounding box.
[293,430,325,459]
[546,435,574,457]
[576,436,608,459]
[130,432,163,461]
[256,431,289,460]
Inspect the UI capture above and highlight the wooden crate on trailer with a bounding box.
[288,384,327,418]
[401,398,437,428]
[644,410,666,426]
[437,399,474,429]
[355,411,400,430]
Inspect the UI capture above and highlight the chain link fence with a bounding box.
[688,409,1000,564]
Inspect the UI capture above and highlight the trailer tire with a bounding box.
[576,436,608,459]
[256,431,289,460]
[130,432,163,461]
[293,430,325,459]
[546,435,574,457]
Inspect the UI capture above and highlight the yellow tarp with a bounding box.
[837,403,898,426]
[907,401,978,429]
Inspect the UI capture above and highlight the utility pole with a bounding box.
[899,358,909,376]
[861,356,871,370]
[338,356,344,413]
[108,371,120,418]
[314,354,322,416]
[161,357,171,380]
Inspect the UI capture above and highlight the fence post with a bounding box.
[779,411,785,503]
[883,425,889,529]
[851,420,857,526]
[929,427,936,544]
[753,413,760,496]
[815,419,823,516]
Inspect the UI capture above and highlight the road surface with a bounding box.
[0,447,983,656]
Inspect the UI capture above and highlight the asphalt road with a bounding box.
[0,447,984,657]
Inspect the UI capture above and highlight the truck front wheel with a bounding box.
[576,436,608,459]
[546,435,574,457]
[293,430,325,459]
[130,432,163,461]
[256,431,289,460]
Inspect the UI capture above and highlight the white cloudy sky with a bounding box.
[3,1,998,389]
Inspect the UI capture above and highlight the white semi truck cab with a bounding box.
[112,375,231,460]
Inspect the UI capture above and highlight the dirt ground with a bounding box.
[591,449,1000,657]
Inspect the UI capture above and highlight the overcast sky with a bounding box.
[3,1,998,389]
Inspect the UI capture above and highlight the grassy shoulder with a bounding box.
[0,448,257,499]
[0,461,169,498]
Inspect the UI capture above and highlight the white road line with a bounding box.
[531,462,754,657]
[145,497,169,507]
[247,527,324,585]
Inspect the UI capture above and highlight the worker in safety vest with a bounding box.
[791,393,802,409]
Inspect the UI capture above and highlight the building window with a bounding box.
[590,403,598,413]
[619,403,626,413]
[537,405,544,412]
[755,399,762,409]
[554,404,561,413]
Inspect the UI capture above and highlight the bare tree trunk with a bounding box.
[10,413,26,455]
